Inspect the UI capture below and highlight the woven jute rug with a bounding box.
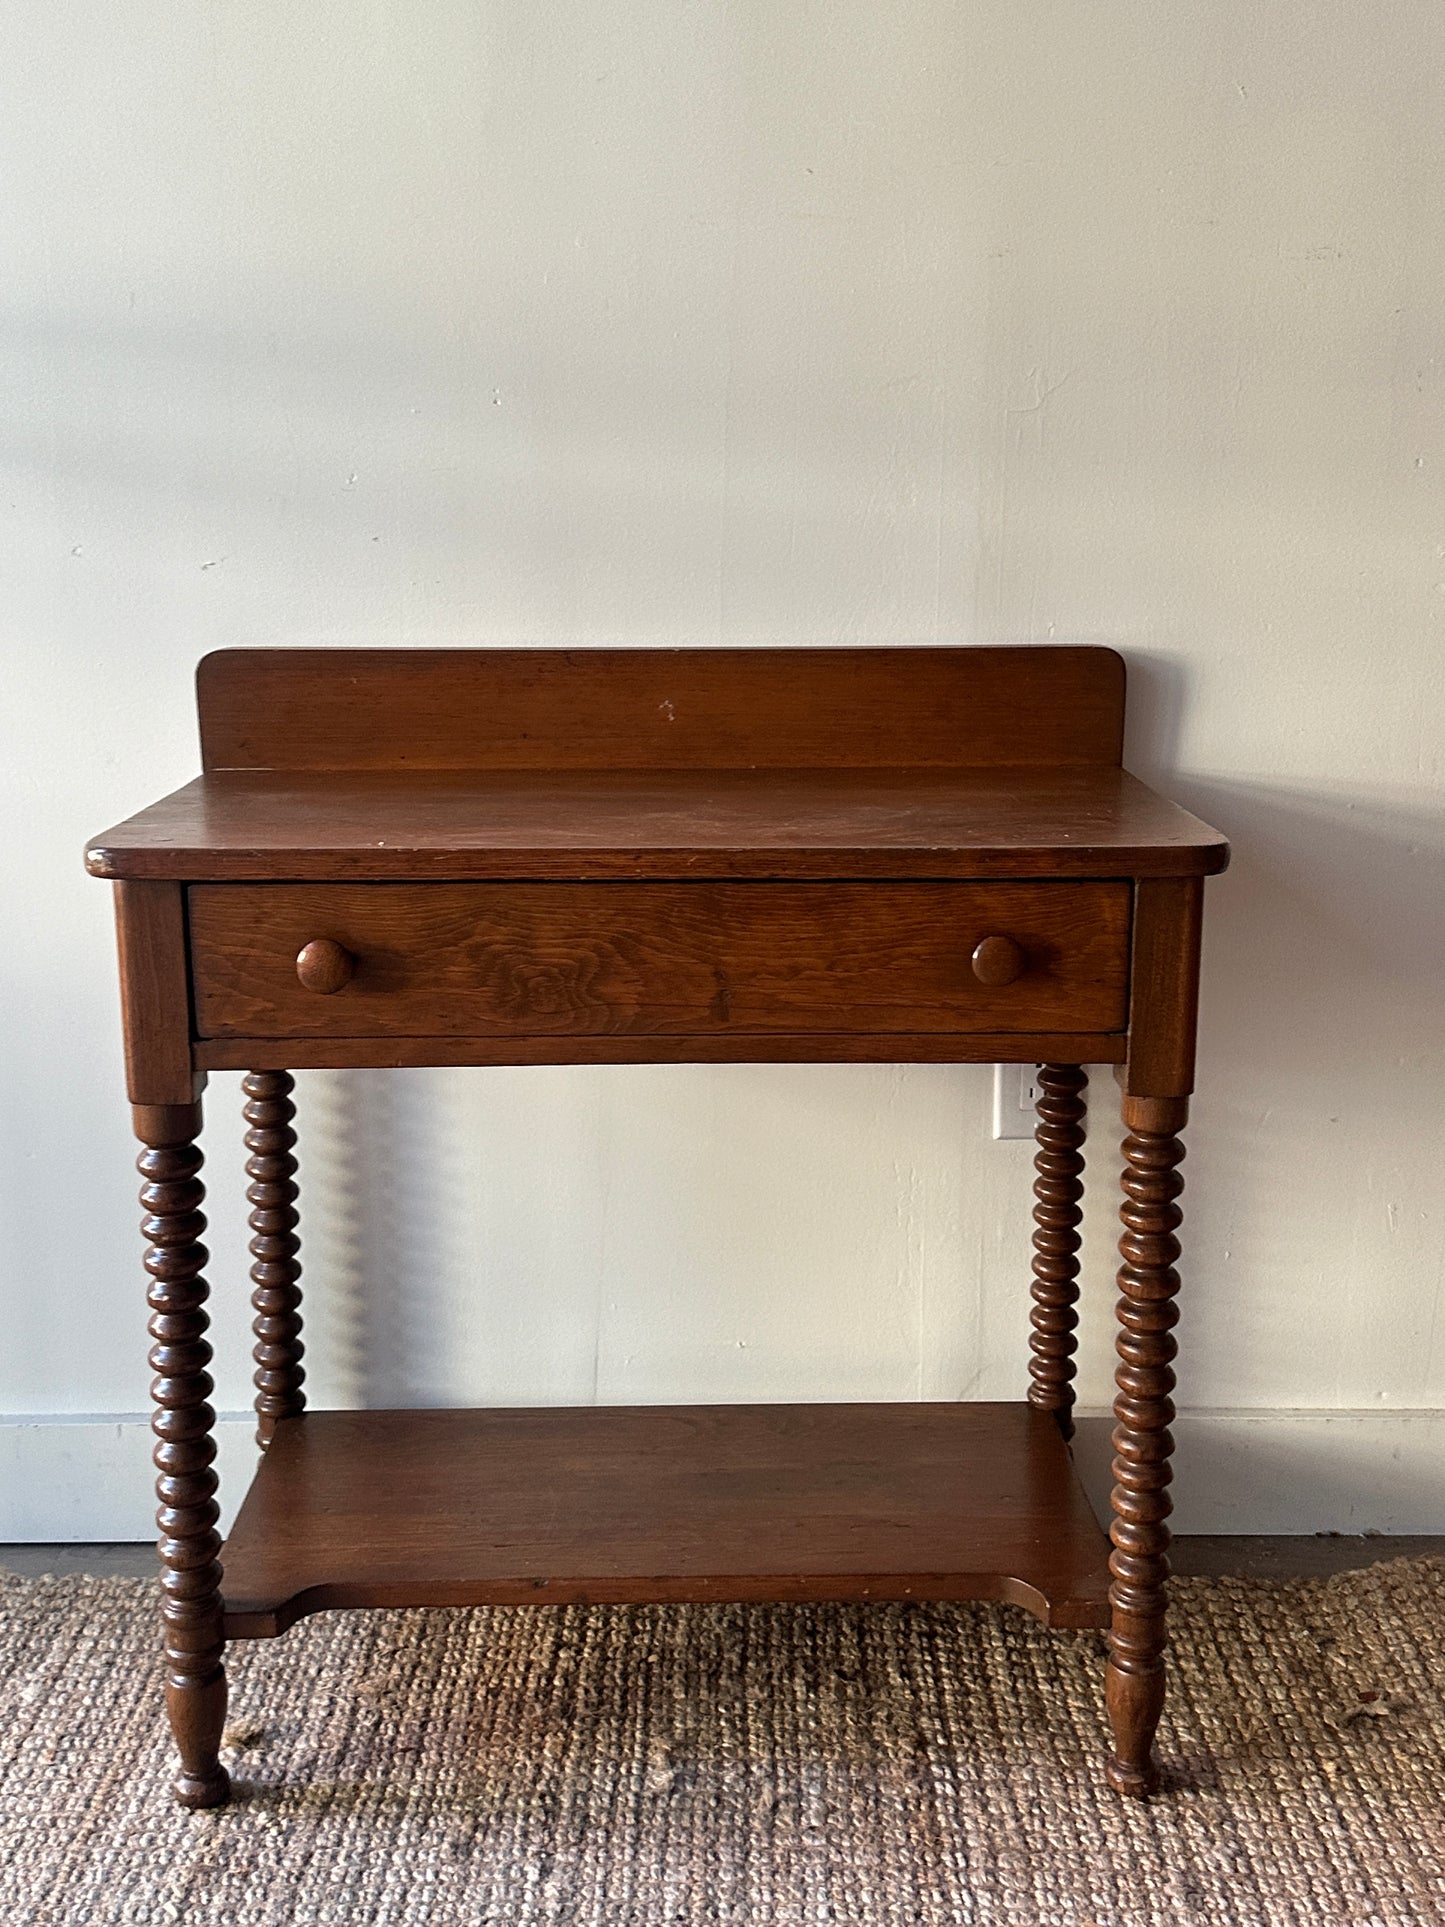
[1,1561,1442,1926]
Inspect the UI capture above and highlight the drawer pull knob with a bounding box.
[296,938,354,994]
[970,935,1026,987]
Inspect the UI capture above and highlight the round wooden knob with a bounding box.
[970,934,1026,987]
[295,938,354,994]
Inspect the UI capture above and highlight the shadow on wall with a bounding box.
[1161,769,1445,1418]
[1124,648,1445,1006]
[1179,773,1445,1051]
[293,1055,980,1412]
[300,1069,459,1407]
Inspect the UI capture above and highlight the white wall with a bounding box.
[3,2,1442,1536]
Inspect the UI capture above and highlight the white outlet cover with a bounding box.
[991,1063,1042,1139]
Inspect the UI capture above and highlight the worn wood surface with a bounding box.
[112,882,203,1105]
[13,1534,1439,1584]
[196,646,1128,773]
[1123,877,1205,1100]
[194,1030,1129,1072]
[188,879,1131,1041]
[219,1403,1113,1638]
[87,765,1228,883]
[90,643,1228,1805]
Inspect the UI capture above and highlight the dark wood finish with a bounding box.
[219,1403,1113,1637]
[1028,1065,1088,1436]
[1105,1096,1188,1799]
[194,1029,1130,1072]
[86,765,1229,884]
[112,882,203,1105]
[136,1102,229,1810]
[26,1531,1445,1584]
[294,938,353,995]
[188,880,1130,1042]
[92,644,1227,1806]
[970,934,1026,987]
[197,646,1127,773]
[243,1071,305,1447]
[1123,877,1204,1099]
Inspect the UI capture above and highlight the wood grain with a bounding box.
[196,646,1127,773]
[193,1030,1130,1072]
[1123,877,1204,1099]
[188,880,1131,1040]
[112,881,201,1105]
[86,766,1229,884]
[89,642,1227,1805]
[294,938,353,995]
[219,1403,1113,1638]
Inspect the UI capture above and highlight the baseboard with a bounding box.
[1069,1408,1445,1536]
[1,1408,1443,1541]
[0,1415,261,1541]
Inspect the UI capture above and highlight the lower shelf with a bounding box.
[219,1402,1112,1638]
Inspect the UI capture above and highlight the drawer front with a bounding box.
[188,881,1131,1039]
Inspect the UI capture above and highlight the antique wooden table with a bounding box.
[87,644,1227,1808]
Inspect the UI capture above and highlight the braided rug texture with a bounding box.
[0,1560,1441,1927]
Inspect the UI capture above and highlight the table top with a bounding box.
[86,646,1228,884]
[87,764,1228,883]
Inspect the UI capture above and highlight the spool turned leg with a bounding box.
[1105,1096,1187,1799]
[1027,1064,1088,1436]
[244,1071,305,1447]
[137,1103,230,1810]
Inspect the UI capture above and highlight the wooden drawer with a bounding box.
[188,881,1130,1040]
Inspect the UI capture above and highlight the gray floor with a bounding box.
[1170,1534,1445,1579]
[0,1545,161,1579]
[3,1538,1442,1582]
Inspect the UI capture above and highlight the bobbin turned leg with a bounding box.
[136,1100,230,1810]
[1105,1093,1186,1799]
[1028,1064,1088,1436]
[244,1071,305,1447]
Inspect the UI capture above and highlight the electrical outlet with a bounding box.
[992,1063,1042,1140]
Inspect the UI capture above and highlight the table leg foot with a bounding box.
[1104,1664,1164,1797]
[168,1673,232,1809]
